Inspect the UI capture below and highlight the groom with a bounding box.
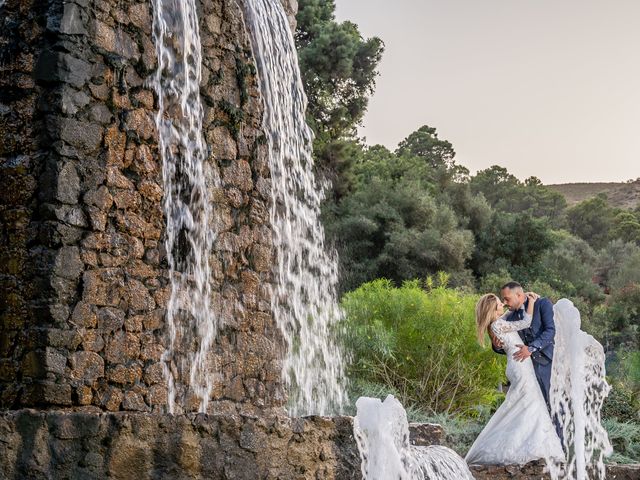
[492,282,558,421]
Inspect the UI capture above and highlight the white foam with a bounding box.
[548,299,613,480]
[354,395,475,479]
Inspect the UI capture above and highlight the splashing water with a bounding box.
[242,0,348,416]
[151,0,218,413]
[354,395,475,480]
[548,299,613,480]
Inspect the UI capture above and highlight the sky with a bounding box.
[334,0,640,184]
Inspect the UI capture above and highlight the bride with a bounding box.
[465,292,565,466]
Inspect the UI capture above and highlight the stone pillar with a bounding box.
[0,0,287,413]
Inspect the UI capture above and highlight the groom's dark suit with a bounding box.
[492,297,556,407]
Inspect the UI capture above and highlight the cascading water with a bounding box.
[151,0,219,413]
[548,299,612,480]
[242,0,348,416]
[354,395,475,480]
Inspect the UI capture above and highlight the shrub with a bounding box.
[604,418,640,464]
[341,276,505,416]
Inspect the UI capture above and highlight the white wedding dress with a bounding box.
[465,313,565,466]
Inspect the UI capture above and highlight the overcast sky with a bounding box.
[334,0,640,184]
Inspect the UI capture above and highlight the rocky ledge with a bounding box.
[470,461,640,479]
[0,410,638,479]
[0,409,443,479]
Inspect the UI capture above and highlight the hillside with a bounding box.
[547,181,640,209]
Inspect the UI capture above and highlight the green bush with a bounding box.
[603,385,639,423]
[604,418,640,464]
[341,275,505,416]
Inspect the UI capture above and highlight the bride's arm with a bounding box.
[492,312,533,334]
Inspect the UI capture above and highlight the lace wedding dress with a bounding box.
[465,313,565,466]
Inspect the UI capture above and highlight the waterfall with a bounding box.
[548,299,613,480]
[354,395,475,480]
[151,0,218,413]
[242,0,348,416]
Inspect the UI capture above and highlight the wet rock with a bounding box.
[89,104,113,124]
[69,351,105,382]
[61,86,91,115]
[54,246,83,281]
[107,363,142,385]
[84,185,114,210]
[83,269,124,307]
[124,109,155,140]
[209,126,237,159]
[128,4,151,34]
[47,329,83,350]
[138,180,162,201]
[76,385,93,405]
[105,331,140,364]
[45,348,68,374]
[409,422,445,446]
[47,3,88,35]
[222,159,253,191]
[94,20,140,60]
[35,51,92,88]
[97,307,125,333]
[224,375,245,402]
[80,329,105,352]
[58,117,103,151]
[122,391,149,411]
[98,386,123,411]
[72,302,98,328]
[56,162,81,204]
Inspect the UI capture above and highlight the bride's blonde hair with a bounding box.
[476,293,499,346]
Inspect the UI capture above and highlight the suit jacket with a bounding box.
[492,297,555,365]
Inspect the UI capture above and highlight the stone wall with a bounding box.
[1,410,638,480]
[0,0,285,413]
[0,410,355,479]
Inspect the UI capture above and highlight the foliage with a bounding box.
[595,240,640,290]
[295,0,384,196]
[340,278,506,415]
[325,144,476,293]
[470,166,567,221]
[471,212,556,283]
[592,285,640,349]
[612,211,640,244]
[565,194,620,249]
[603,382,640,423]
[538,231,603,304]
[396,125,456,172]
[603,419,640,464]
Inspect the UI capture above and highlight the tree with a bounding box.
[471,213,556,283]
[470,166,519,207]
[595,240,640,290]
[539,231,602,303]
[396,125,456,171]
[566,194,618,249]
[470,167,566,220]
[295,0,384,196]
[612,211,640,245]
[325,145,475,293]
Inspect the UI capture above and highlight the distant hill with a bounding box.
[547,181,640,209]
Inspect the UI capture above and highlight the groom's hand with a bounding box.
[513,344,532,362]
